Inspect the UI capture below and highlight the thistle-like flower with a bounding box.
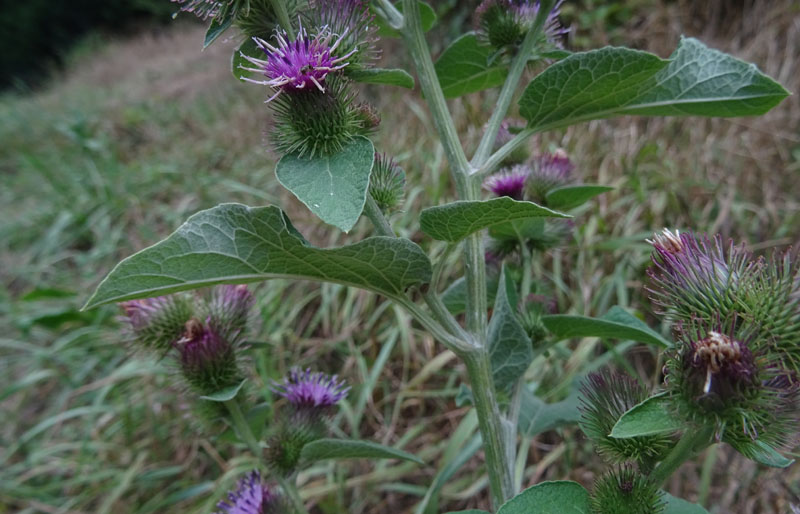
[241,25,356,102]
[484,164,530,200]
[206,284,255,344]
[307,0,379,69]
[175,318,243,395]
[369,152,406,212]
[579,370,672,465]
[216,470,283,514]
[119,294,195,353]
[526,149,574,202]
[272,368,350,410]
[475,0,567,50]
[590,467,664,514]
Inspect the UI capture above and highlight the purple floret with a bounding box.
[216,471,279,514]
[272,368,350,409]
[483,165,530,200]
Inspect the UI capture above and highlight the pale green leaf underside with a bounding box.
[488,267,533,392]
[349,68,415,89]
[611,393,683,438]
[301,438,424,465]
[543,306,671,347]
[420,197,569,243]
[198,378,247,402]
[435,33,508,99]
[545,184,613,211]
[520,37,789,130]
[84,203,431,309]
[498,481,591,514]
[276,136,374,232]
[662,492,710,514]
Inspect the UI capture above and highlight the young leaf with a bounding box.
[543,306,672,347]
[198,378,247,402]
[300,438,424,465]
[204,11,234,49]
[520,37,789,131]
[435,33,508,99]
[497,481,591,514]
[375,1,437,37]
[348,68,415,89]
[488,267,533,392]
[84,204,431,309]
[610,393,683,438]
[728,439,795,468]
[518,387,581,437]
[276,136,374,232]
[232,38,261,82]
[662,492,710,514]
[419,197,569,243]
[545,184,613,211]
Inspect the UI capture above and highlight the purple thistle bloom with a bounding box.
[176,318,242,394]
[216,470,281,514]
[484,164,530,200]
[240,25,356,102]
[272,368,350,409]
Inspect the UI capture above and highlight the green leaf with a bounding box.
[444,511,489,514]
[419,197,569,243]
[198,379,247,402]
[348,68,414,89]
[498,481,591,514]
[441,273,499,316]
[435,33,508,99]
[543,306,671,347]
[610,393,683,438]
[545,184,613,210]
[662,492,710,514]
[84,204,431,309]
[520,37,789,131]
[376,2,436,37]
[300,438,424,465]
[518,387,581,437]
[276,136,375,232]
[204,11,234,49]
[728,439,795,468]
[488,267,533,392]
[232,38,261,82]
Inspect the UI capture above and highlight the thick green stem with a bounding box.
[374,0,404,29]
[276,474,310,514]
[464,350,516,508]
[224,398,260,456]
[362,194,395,237]
[650,425,714,486]
[269,0,295,40]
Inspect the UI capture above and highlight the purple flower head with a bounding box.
[526,149,575,201]
[484,164,530,200]
[216,470,281,514]
[208,284,255,344]
[272,368,350,410]
[176,318,242,394]
[240,24,356,101]
[119,294,194,352]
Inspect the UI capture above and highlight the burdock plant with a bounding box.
[86,0,793,511]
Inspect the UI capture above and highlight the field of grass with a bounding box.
[2,1,799,512]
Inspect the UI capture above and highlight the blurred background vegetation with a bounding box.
[1,0,799,512]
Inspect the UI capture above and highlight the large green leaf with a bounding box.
[276,136,374,232]
[498,481,591,514]
[543,306,671,347]
[301,438,423,464]
[610,393,683,438]
[520,37,789,131]
[435,33,508,99]
[84,204,431,309]
[662,493,710,514]
[518,387,581,437]
[488,268,533,392]
[419,197,569,243]
[545,184,613,211]
[348,68,415,89]
[728,439,795,468]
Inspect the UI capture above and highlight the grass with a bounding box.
[2,1,799,512]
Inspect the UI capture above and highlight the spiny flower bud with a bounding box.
[175,318,243,395]
[526,149,574,203]
[579,370,672,465]
[206,284,255,345]
[647,230,751,325]
[475,0,567,50]
[369,152,406,212]
[307,0,379,70]
[119,294,195,353]
[216,470,284,514]
[590,467,664,514]
[519,293,556,342]
[265,422,324,476]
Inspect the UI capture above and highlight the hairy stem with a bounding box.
[374,0,404,29]
[276,474,310,514]
[224,398,260,456]
[650,425,714,486]
[269,0,295,40]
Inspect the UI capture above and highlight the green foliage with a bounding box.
[497,481,592,514]
[435,33,508,98]
[348,68,415,89]
[374,1,437,37]
[276,136,375,231]
[610,394,684,439]
[519,38,789,130]
[198,378,248,402]
[543,306,671,347]
[488,267,533,392]
[545,185,614,211]
[300,438,424,464]
[590,468,663,514]
[85,203,432,308]
[661,493,710,514]
[518,387,582,437]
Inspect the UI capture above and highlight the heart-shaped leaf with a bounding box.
[610,393,683,438]
[84,204,431,309]
[518,387,581,437]
[301,438,424,465]
[498,481,591,514]
[435,33,508,98]
[276,136,375,232]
